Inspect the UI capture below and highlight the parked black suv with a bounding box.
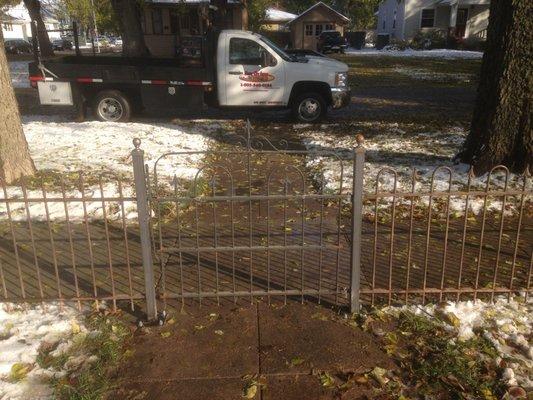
[4,39,33,54]
[317,30,348,54]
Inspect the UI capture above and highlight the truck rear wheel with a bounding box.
[292,92,326,123]
[94,90,131,122]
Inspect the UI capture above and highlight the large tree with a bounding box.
[109,0,149,57]
[458,0,532,174]
[23,0,55,57]
[0,29,35,183]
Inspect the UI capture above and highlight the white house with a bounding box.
[1,12,28,40]
[377,0,490,41]
[1,1,61,41]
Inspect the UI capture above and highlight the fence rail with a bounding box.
[0,131,531,319]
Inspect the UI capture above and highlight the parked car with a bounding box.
[4,39,33,54]
[52,39,73,51]
[29,30,351,123]
[318,30,348,54]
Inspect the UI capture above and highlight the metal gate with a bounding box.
[131,128,365,320]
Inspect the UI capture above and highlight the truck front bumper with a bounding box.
[331,87,351,109]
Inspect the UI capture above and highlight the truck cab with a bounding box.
[29,30,350,123]
[217,30,350,122]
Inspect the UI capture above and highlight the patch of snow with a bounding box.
[266,8,297,22]
[393,67,474,83]
[0,302,86,400]
[8,61,30,89]
[345,47,483,59]
[0,116,221,221]
[384,297,533,390]
[300,123,530,214]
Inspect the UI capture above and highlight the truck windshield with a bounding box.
[259,36,293,62]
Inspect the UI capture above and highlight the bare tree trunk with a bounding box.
[458,0,532,174]
[23,0,55,58]
[0,30,36,184]
[110,0,150,57]
[241,0,249,30]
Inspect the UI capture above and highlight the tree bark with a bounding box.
[459,0,532,175]
[241,0,249,30]
[0,30,36,184]
[23,0,55,58]
[110,0,150,57]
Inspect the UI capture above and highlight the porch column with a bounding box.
[449,1,458,36]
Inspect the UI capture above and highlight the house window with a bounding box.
[420,9,435,28]
[305,24,313,36]
[3,23,13,31]
[152,8,163,34]
[315,24,323,36]
[325,24,334,31]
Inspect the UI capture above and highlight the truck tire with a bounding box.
[292,92,327,123]
[94,90,132,122]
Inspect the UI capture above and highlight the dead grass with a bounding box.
[334,55,482,89]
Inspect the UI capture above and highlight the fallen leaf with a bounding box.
[290,357,305,366]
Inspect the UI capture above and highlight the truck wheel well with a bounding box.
[79,85,142,112]
[289,82,332,107]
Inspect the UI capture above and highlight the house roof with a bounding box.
[0,11,25,24]
[3,1,59,23]
[288,2,350,24]
[265,8,297,23]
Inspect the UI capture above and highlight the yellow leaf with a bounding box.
[290,357,305,366]
[10,363,29,381]
[160,331,171,338]
[71,321,81,334]
[242,383,257,398]
[319,372,335,388]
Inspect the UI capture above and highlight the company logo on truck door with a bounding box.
[238,71,275,83]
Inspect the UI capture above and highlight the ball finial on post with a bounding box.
[133,138,141,149]
[355,134,364,147]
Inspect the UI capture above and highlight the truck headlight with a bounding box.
[335,72,348,87]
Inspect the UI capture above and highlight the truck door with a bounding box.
[220,36,285,107]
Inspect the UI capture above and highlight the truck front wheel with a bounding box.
[94,90,132,122]
[292,93,326,123]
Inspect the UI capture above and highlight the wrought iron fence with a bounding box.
[0,129,531,320]
[0,173,144,311]
[361,165,532,306]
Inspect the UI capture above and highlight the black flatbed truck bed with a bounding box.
[28,34,217,120]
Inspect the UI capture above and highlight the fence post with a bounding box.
[131,139,157,321]
[350,134,365,313]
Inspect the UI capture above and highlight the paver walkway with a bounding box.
[107,302,394,400]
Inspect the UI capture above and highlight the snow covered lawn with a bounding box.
[0,303,84,400]
[0,116,225,221]
[371,296,533,395]
[346,47,483,59]
[393,67,475,83]
[300,122,529,214]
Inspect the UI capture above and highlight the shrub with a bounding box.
[410,29,447,49]
[458,36,486,51]
[385,38,410,51]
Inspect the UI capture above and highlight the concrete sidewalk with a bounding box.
[108,302,393,400]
